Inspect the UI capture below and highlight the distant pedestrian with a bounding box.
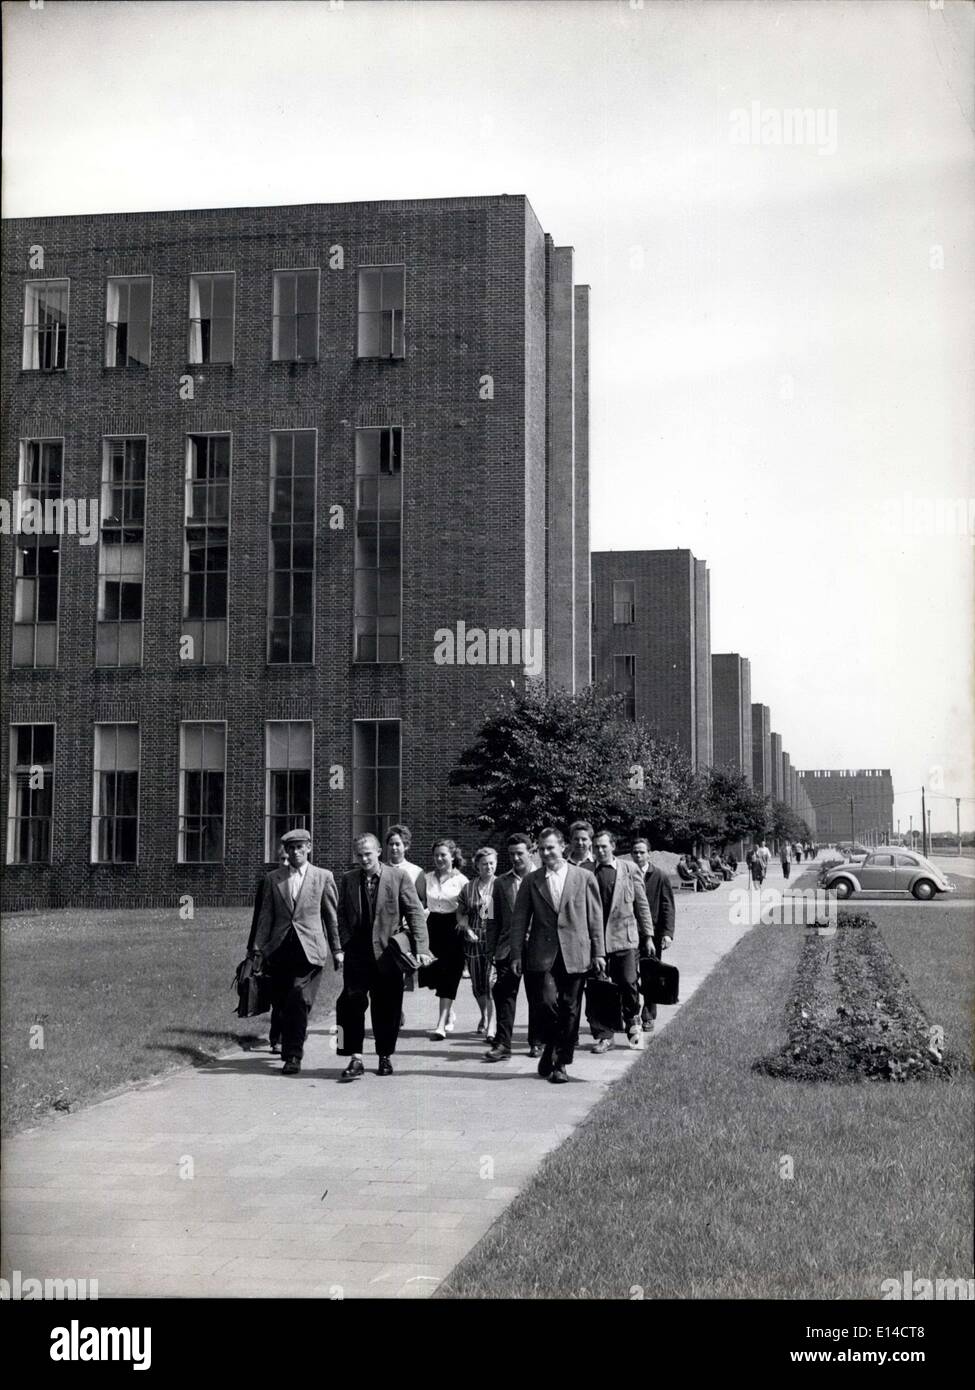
[751,839,771,884]
[780,841,793,880]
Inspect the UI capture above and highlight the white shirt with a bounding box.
[425,869,468,913]
[286,862,309,904]
[545,860,570,910]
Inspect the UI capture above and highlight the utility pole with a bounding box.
[909,814,913,851]
[957,798,962,857]
[927,809,932,854]
[850,795,855,847]
[921,786,927,857]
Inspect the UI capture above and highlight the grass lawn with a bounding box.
[1,907,343,1135]
[439,907,974,1299]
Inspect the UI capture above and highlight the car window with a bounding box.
[869,854,893,867]
[894,854,916,868]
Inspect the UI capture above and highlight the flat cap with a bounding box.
[280,828,312,845]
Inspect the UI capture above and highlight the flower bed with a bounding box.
[754,912,960,1083]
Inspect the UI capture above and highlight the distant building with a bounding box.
[800,769,895,842]
[770,732,783,801]
[782,751,793,808]
[751,702,771,793]
[591,549,712,769]
[712,653,752,782]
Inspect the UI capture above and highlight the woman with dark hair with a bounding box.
[457,846,498,1040]
[421,838,468,1040]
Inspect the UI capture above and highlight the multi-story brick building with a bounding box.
[769,732,783,801]
[751,702,771,794]
[711,653,752,783]
[800,769,894,842]
[590,549,712,769]
[1,195,590,908]
[782,751,793,808]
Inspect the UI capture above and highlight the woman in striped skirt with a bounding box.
[457,846,498,1041]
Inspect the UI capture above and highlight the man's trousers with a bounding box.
[587,947,640,1039]
[336,949,405,1056]
[492,957,539,1052]
[265,928,323,1063]
[524,949,587,1068]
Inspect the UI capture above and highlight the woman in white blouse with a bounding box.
[422,839,468,1040]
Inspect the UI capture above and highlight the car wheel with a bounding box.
[831,878,854,900]
[912,879,937,901]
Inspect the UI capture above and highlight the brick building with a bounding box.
[1,195,590,908]
[782,751,793,808]
[751,702,771,794]
[769,732,783,801]
[711,653,752,783]
[590,549,712,769]
[800,769,894,842]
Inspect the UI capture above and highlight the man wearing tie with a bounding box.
[251,828,342,1076]
[509,827,604,1084]
[588,829,655,1052]
[335,832,430,1081]
[631,838,676,1034]
[484,831,539,1062]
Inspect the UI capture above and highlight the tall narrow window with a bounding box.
[188,273,235,363]
[97,438,146,667]
[353,719,400,844]
[182,434,230,665]
[612,579,635,625]
[6,724,55,864]
[268,431,315,663]
[357,266,405,358]
[91,724,139,863]
[265,722,312,857]
[354,427,402,662]
[23,280,69,370]
[613,654,636,720]
[178,722,226,863]
[272,269,319,361]
[12,439,62,668]
[105,276,151,367]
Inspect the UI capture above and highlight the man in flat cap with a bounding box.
[251,829,341,1075]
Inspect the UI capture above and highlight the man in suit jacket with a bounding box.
[335,832,430,1081]
[509,827,605,1084]
[587,830,655,1052]
[484,832,539,1062]
[252,828,341,1075]
[631,838,675,1033]
[247,848,287,1052]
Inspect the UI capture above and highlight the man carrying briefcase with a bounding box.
[586,830,655,1053]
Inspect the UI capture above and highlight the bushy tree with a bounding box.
[705,768,773,847]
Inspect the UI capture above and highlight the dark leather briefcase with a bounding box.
[640,956,680,1006]
[232,955,272,1018]
[585,974,625,1034]
[378,930,435,979]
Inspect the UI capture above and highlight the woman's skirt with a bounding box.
[464,928,493,998]
[420,911,465,1000]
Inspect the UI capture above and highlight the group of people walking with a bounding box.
[247,819,676,1086]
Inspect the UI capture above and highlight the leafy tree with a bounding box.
[705,768,773,846]
[769,799,811,845]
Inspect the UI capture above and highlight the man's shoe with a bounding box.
[537,1045,555,1078]
[377,1056,394,1077]
[591,1037,614,1055]
[528,1044,541,1059]
[484,1045,511,1062]
[627,1026,643,1049]
[282,1058,300,1075]
[549,1066,569,1084]
[340,1058,365,1082]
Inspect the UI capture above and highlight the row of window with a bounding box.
[21,266,406,370]
[6,719,401,866]
[12,428,402,668]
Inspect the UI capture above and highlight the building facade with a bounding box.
[751,702,771,794]
[711,653,752,783]
[800,769,894,842]
[590,549,712,769]
[769,732,783,801]
[1,195,590,908]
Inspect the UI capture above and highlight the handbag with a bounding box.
[585,973,625,1034]
[232,954,272,1018]
[640,955,680,1006]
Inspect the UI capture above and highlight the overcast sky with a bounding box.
[4,0,973,831]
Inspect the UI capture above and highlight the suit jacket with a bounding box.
[508,862,604,975]
[337,863,428,961]
[485,869,530,961]
[253,864,340,966]
[641,864,676,941]
[598,859,654,954]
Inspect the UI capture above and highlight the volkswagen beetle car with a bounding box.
[822,849,956,901]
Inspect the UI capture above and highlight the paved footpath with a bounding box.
[3,876,751,1299]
